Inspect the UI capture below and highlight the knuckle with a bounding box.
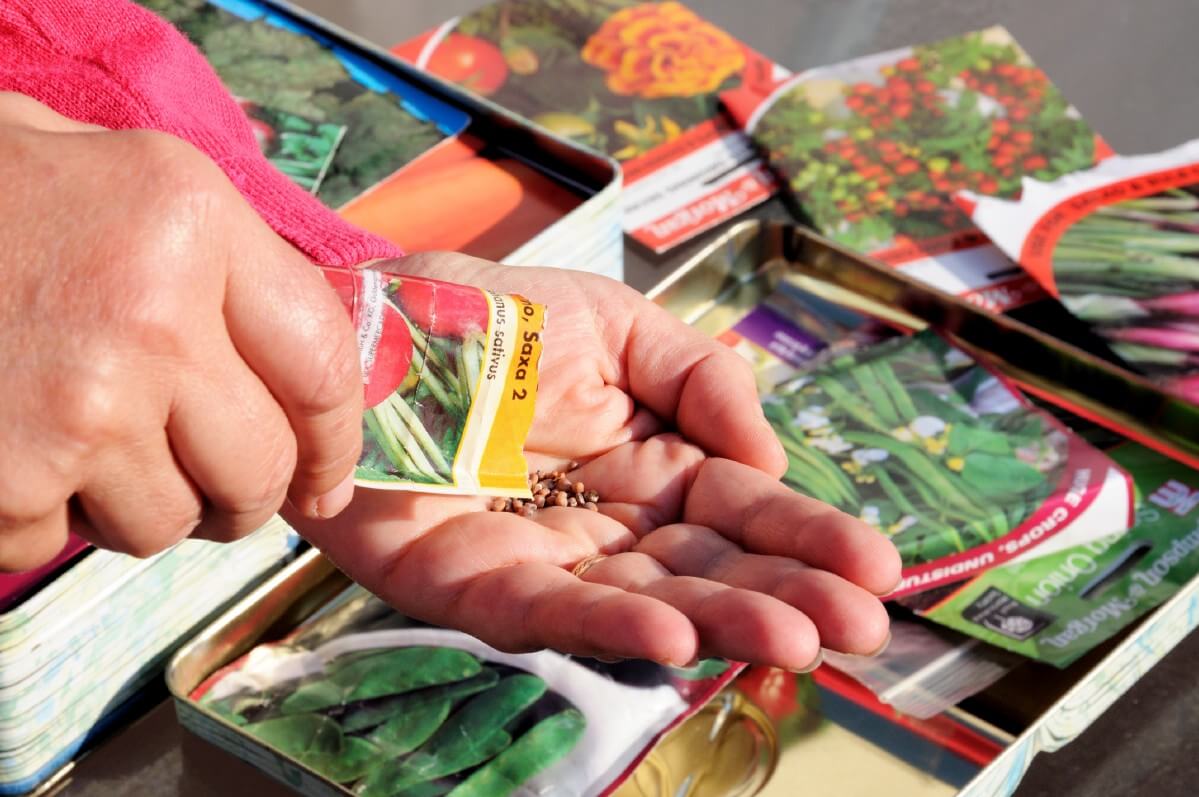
[214,429,297,518]
[48,358,129,449]
[295,321,362,416]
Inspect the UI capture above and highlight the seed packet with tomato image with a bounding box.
[322,266,545,497]
[959,138,1199,402]
[236,98,346,195]
[763,330,1134,598]
[392,0,790,253]
[722,27,1111,312]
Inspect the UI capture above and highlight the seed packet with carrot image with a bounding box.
[723,27,1109,311]
[960,138,1199,403]
[392,0,788,253]
[763,330,1133,597]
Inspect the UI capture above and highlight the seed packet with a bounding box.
[190,585,737,797]
[721,27,1109,311]
[959,138,1199,400]
[392,0,787,253]
[323,266,545,497]
[138,0,468,208]
[236,98,346,194]
[762,330,1132,597]
[822,617,1021,720]
[908,443,1199,668]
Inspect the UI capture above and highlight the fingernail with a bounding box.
[867,631,892,658]
[788,649,823,674]
[315,472,355,519]
[595,656,624,664]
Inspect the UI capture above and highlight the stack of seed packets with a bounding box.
[0,519,296,796]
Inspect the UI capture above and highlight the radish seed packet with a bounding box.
[959,138,1199,402]
[322,267,545,497]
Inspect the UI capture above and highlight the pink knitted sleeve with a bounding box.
[0,0,402,267]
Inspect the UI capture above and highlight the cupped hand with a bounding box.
[0,93,364,569]
[291,252,901,670]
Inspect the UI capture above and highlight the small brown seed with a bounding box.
[585,490,599,503]
[519,503,537,518]
[554,492,568,507]
[568,496,578,507]
[569,461,579,470]
[488,497,507,512]
[532,495,545,508]
[556,477,570,490]
[512,499,524,510]
[573,482,585,494]
[584,501,598,511]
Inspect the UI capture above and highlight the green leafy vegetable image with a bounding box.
[765,331,1067,565]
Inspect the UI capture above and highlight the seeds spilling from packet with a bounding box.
[488,465,600,516]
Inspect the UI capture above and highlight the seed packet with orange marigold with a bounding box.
[392,0,791,253]
[722,26,1112,312]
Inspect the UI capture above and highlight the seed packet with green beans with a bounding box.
[190,587,736,797]
[961,138,1199,403]
[320,267,545,497]
[722,26,1106,312]
[909,443,1199,668]
[764,330,1133,598]
[237,99,346,194]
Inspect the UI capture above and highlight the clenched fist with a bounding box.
[0,93,363,569]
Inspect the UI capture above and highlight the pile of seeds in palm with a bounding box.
[489,465,600,516]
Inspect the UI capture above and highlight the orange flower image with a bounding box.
[581,2,746,99]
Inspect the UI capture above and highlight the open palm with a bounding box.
[290,253,900,670]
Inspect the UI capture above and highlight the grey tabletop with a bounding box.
[56,1,1199,795]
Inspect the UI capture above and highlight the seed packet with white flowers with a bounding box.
[761,330,1133,598]
[959,138,1199,401]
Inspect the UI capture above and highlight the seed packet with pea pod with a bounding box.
[189,585,736,797]
[959,138,1199,402]
[762,330,1134,598]
[321,266,545,497]
[722,27,1111,312]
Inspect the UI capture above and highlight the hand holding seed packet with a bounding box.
[291,252,901,672]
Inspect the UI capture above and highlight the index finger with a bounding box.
[224,236,364,519]
[623,299,786,477]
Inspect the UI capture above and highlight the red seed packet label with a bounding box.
[322,266,544,497]
[391,1,789,253]
[723,26,1110,312]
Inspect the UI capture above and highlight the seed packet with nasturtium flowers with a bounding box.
[959,138,1199,403]
[391,0,788,253]
[721,26,1112,312]
[321,266,545,497]
[189,583,737,797]
[905,443,1199,668]
[762,329,1134,598]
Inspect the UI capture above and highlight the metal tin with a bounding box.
[165,549,778,797]
[649,219,1199,468]
[649,219,1199,797]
